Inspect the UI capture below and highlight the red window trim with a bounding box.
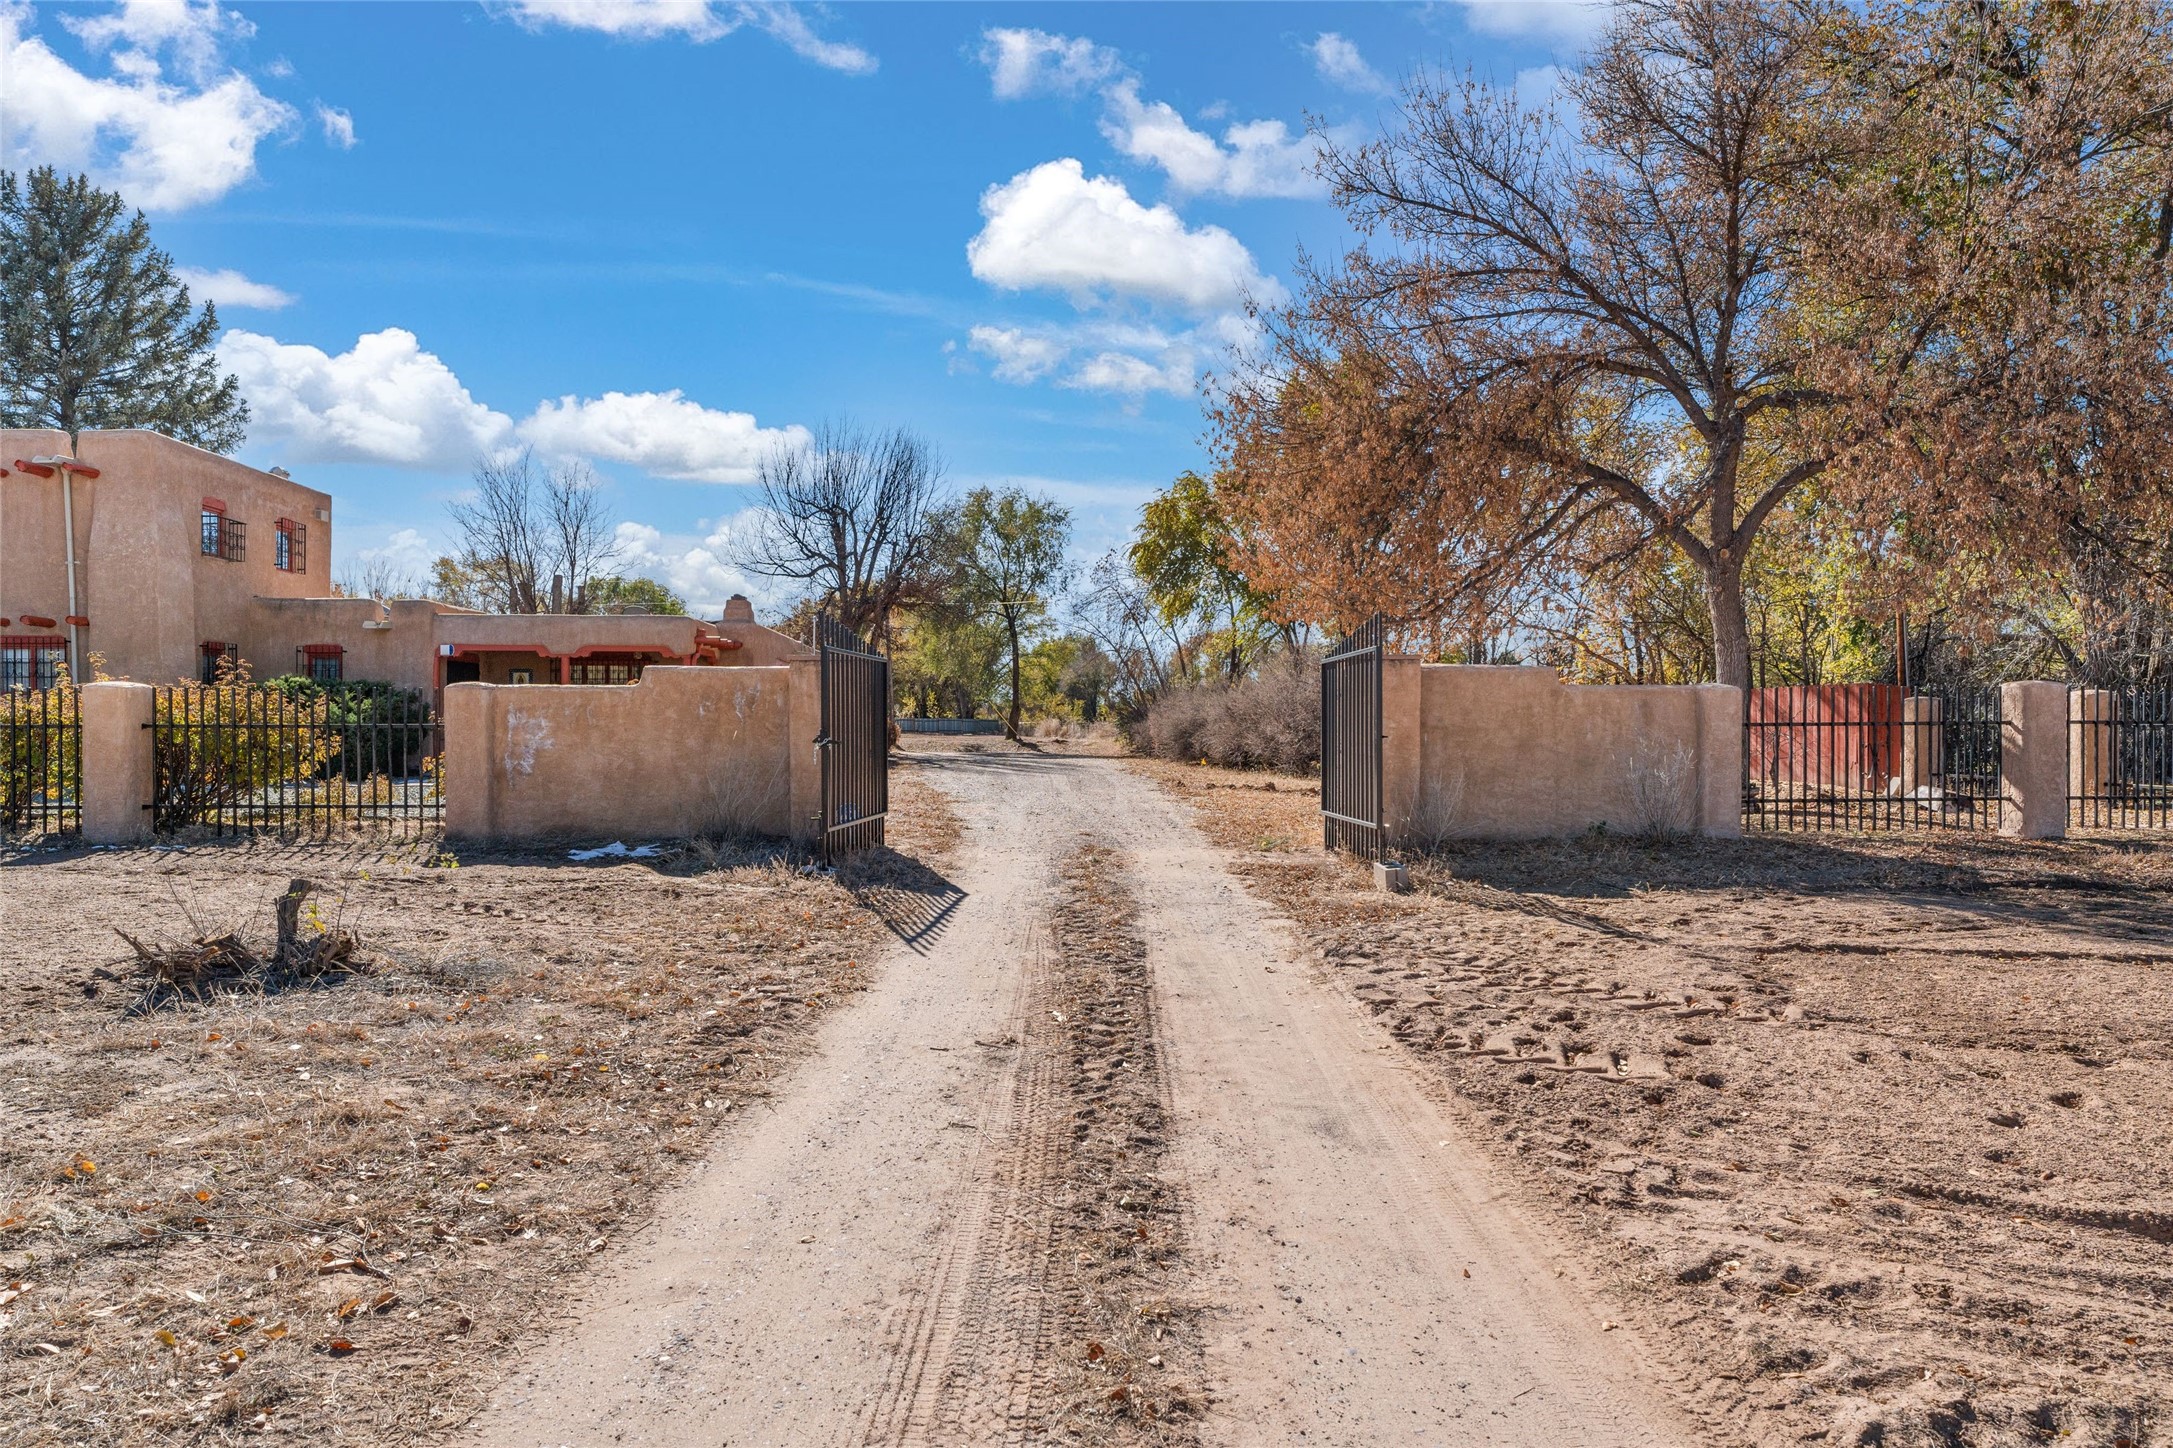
[301,643,345,658]
[2,634,67,648]
[202,497,227,514]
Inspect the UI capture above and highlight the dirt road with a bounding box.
[459,752,1689,1446]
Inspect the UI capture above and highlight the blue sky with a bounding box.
[2,0,1603,616]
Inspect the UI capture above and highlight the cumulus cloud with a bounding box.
[1310,32,1391,95]
[517,390,811,485]
[1455,0,1615,44]
[1100,80,1324,199]
[965,314,1259,401]
[176,265,295,310]
[967,159,1280,314]
[966,325,1069,385]
[0,0,296,211]
[502,0,874,71]
[612,514,791,617]
[977,26,1121,99]
[315,102,356,148]
[219,327,514,468]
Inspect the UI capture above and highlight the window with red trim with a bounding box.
[300,644,344,683]
[199,641,236,685]
[567,655,647,684]
[274,518,307,572]
[200,503,244,562]
[1,635,67,691]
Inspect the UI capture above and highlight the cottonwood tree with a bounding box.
[736,422,948,644]
[1131,471,1291,680]
[445,450,623,613]
[1217,0,2173,688]
[945,487,1074,740]
[0,167,248,450]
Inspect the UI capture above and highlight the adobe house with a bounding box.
[0,428,800,694]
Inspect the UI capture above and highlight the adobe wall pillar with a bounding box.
[1902,695,1944,792]
[2069,687,2113,804]
[79,681,154,845]
[1693,684,1744,837]
[1379,656,1422,850]
[440,682,495,843]
[786,652,822,847]
[2000,681,2068,839]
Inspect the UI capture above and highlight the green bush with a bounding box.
[263,676,437,780]
[0,688,78,832]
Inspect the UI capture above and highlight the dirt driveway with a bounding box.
[457,749,1688,1446]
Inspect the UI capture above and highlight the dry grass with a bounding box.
[1148,758,2173,1448]
[0,769,958,1447]
[1041,844,1205,1442]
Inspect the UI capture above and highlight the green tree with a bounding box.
[945,488,1074,740]
[892,607,1003,718]
[0,168,247,450]
[587,575,689,616]
[1131,470,1279,680]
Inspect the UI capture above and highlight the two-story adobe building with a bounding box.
[1,428,801,693]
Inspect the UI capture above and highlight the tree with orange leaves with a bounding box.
[1216,0,2173,688]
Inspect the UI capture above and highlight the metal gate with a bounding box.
[815,616,890,862]
[1321,613,1386,859]
[1,686,81,841]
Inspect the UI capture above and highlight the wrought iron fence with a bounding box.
[1321,614,1386,859]
[2070,685,2173,830]
[149,683,443,837]
[1743,685,2001,832]
[815,617,889,862]
[1,686,81,840]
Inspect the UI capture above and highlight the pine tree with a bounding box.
[0,167,248,451]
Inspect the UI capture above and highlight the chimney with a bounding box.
[722,594,756,623]
[550,573,565,614]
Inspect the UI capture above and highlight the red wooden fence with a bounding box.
[1747,684,1905,793]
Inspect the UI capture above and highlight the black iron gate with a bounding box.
[2,687,81,841]
[815,616,889,862]
[1321,613,1386,859]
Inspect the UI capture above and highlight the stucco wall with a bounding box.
[442,663,815,844]
[1384,663,1742,842]
[2,428,332,683]
[246,597,451,691]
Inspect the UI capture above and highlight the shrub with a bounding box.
[1135,665,1320,774]
[152,681,339,831]
[263,676,436,779]
[0,687,78,832]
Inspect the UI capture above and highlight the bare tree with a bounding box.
[336,556,421,603]
[735,421,948,642]
[446,450,623,613]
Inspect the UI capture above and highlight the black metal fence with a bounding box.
[1743,685,2002,832]
[815,616,889,862]
[149,683,443,837]
[1,687,81,840]
[2070,685,2173,831]
[1321,614,1387,859]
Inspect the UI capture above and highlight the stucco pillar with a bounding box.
[2069,687,2113,806]
[1902,695,1944,793]
[441,682,494,843]
[1378,656,1422,850]
[1999,681,2068,839]
[1693,684,1744,837]
[786,652,822,847]
[79,682,155,845]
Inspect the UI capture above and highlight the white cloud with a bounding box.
[1100,82,1325,200]
[612,513,792,617]
[967,325,1068,384]
[355,526,434,575]
[315,102,356,148]
[176,265,295,309]
[965,314,1258,401]
[1455,0,1615,45]
[967,159,1281,314]
[502,0,873,71]
[977,27,1121,100]
[219,327,515,467]
[1311,32,1391,95]
[517,390,811,485]
[1,1,295,211]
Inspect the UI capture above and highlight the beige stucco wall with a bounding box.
[442,663,816,844]
[2,428,332,683]
[1384,663,1742,842]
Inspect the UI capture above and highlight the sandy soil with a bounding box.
[0,769,955,1446]
[457,749,1684,1447]
[1142,758,2173,1448]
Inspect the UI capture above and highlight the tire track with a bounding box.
[857,840,1204,1446]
